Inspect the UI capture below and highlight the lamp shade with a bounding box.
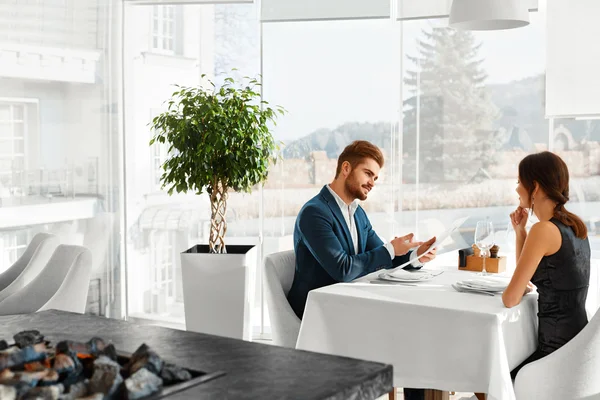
[449,0,529,30]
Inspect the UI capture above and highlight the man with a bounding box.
[287,140,436,400]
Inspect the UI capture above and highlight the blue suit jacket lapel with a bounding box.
[320,186,355,255]
[355,211,367,253]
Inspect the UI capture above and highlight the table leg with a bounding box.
[388,387,397,400]
[424,389,450,400]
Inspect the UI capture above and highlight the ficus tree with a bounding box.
[150,74,285,253]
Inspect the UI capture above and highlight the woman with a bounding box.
[504,151,590,379]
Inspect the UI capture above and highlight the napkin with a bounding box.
[456,276,511,292]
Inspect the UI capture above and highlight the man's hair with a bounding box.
[335,140,384,178]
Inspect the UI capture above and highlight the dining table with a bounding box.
[296,267,539,400]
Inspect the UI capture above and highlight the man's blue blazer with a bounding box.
[287,186,411,319]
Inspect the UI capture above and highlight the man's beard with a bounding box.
[345,173,367,201]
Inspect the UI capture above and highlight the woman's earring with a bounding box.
[530,196,535,217]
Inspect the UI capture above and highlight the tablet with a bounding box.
[393,216,469,270]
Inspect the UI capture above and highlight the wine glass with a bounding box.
[474,220,495,276]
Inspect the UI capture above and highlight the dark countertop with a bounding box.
[0,310,392,400]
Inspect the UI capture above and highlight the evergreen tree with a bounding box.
[214,4,258,84]
[403,27,498,183]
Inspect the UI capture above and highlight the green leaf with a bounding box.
[148,73,287,249]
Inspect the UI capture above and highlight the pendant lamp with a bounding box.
[449,0,529,30]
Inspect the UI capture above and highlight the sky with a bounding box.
[261,13,546,141]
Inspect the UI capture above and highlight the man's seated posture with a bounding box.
[287,140,436,400]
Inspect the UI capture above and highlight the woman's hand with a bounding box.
[510,206,528,236]
[524,281,535,295]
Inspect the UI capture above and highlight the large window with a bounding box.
[124,2,260,327]
[6,1,593,330]
[262,20,400,243]
[399,14,599,313]
[399,16,549,269]
[0,0,124,317]
[258,20,401,335]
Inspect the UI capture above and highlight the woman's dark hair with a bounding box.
[518,151,587,239]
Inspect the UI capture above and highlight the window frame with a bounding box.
[148,229,178,313]
[150,5,178,55]
[0,99,37,194]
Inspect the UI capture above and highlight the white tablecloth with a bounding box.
[296,268,538,400]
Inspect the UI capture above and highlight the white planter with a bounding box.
[181,244,257,340]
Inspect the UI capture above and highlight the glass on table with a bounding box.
[474,220,495,276]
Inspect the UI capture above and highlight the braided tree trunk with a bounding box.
[209,180,228,254]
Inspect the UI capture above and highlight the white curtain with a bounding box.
[396,0,538,20]
[545,0,600,117]
[260,0,390,22]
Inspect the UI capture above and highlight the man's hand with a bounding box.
[391,233,423,256]
[416,236,437,264]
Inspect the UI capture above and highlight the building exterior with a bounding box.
[0,0,121,317]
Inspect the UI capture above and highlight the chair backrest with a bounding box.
[263,250,301,348]
[0,233,59,299]
[514,309,600,399]
[0,245,92,315]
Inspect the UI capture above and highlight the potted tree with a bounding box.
[149,74,284,340]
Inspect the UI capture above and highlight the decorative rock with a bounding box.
[58,379,89,400]
[52,353,75,374]
[0,385,17,400]
[53,352,83,389]
[160,363,192,384]
[56,337,105,357]
[87,338,107,355]
[126,344,163,376]
[13,331,44,349]
[88,356,122,397]
[20,383,63,400]
[0,343,47,370]
[99,343,117,362]
[76,394,104,400]
[125,368,163,400]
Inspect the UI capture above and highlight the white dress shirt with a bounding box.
[326,185,422,267]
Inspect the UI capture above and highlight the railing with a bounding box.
[0,157,99,204]
[0,0,99,50]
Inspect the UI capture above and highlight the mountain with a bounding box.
[487,74,548,144]
[488,74,600,144]
[282,122,391,159]
[282,74,600,160]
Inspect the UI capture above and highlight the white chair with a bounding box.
[514,310,600,399]
[263,250,301,348]
[0,233,59,303]
[0,245,93,315]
